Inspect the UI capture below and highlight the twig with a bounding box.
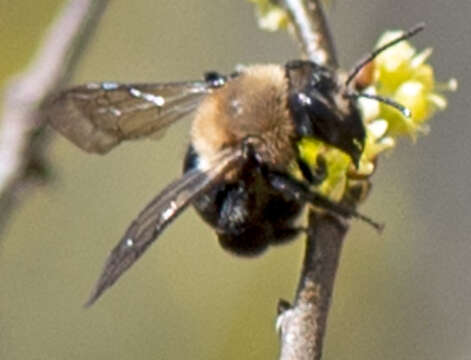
[277,0,348,360]
[281,0,338,68]
[0,0,110,229]
[276,1,346,358]
[278,211,349,360]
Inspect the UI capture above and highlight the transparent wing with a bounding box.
[45,80,213,154]
[85,146,246,306]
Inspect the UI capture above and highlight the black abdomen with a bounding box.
[184,145,302,255]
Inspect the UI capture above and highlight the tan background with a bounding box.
[1,1,470,359]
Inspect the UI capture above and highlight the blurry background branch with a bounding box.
[0,0,110,230]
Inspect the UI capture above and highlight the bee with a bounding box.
[45,24,422,306]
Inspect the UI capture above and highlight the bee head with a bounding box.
[286,60,365,167]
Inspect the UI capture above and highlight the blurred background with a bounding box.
[0,1,470,359]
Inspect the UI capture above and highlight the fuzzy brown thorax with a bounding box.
[191,64,296,172]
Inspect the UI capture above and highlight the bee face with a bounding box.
[286,60,365,165]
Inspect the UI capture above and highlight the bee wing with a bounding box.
[45,80,214,154]
[85,146,246,306]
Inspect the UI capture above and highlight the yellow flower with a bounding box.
[371,31,456,137]
[295,29,455,200]
[247,0,289,31]
[295,138,350,201]
[247,1,455,202]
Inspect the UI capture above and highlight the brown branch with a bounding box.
[278,211,349,360]
[0,0,110,229]
[280,0,338,68]
[274,1,346,359]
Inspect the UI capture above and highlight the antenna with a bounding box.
[348,92,412,118]
[346,22,425,87]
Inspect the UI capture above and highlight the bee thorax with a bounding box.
[191,64,296,172]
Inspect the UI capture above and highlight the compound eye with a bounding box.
[289,92,314,137]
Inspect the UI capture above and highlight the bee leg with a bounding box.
[266,171,384,231]
[297,154,327,185]
[240,134,266,164]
